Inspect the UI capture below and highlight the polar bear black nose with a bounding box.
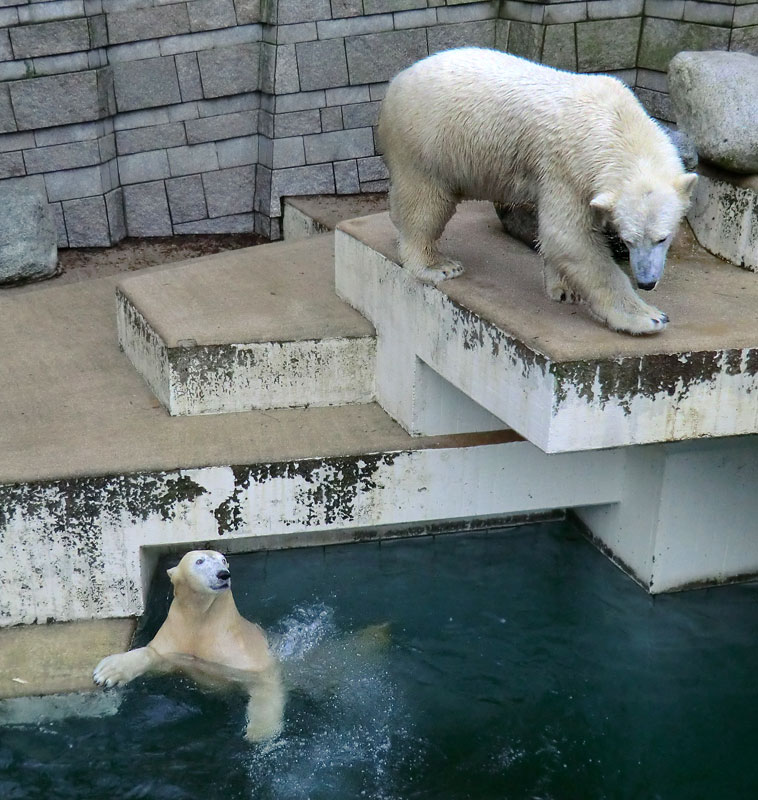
[217,570,230,580]
[637,281,657,291]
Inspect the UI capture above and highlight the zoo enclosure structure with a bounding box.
[0,0,755,244]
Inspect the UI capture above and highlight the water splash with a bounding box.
[246,603,415,800]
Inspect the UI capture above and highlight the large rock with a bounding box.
[0,186,58,285]
[668,51,758,174]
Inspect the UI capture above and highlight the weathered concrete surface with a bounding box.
[687,162,758,272]
[0,265,503,486]
[577,435,758,593]
[1,439,624,626]
[336,202,758,451]
[117,234,376,415]
[0,618,134,699]
[283,193,388,240]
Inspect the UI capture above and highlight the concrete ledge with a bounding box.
[0,618,135,699]
[1,435,628,626]
[117,234,377,415]
[282,193,388,240]
[336,203,758,452]
[688,162,758,272]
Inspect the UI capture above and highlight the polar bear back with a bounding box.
[378,48,681,204]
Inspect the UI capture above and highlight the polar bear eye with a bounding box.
[196,557,205,565]
[654,237,667,245]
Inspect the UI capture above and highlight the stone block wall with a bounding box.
[0,0,755,245]
[257,0,505,233]
[0,0,262,246]
[505,0,757,125]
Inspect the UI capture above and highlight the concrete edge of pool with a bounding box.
[0,511,560,700]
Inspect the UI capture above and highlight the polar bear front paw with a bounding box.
[93,648,153,688]
[604,305,669,336]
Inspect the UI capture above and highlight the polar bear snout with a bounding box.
[217,569,230,581]
[628,239,670,292]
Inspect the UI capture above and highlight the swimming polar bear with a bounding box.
[93,550,284,743]
[378,48,698,335]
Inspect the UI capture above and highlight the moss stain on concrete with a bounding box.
[211,453,400,535]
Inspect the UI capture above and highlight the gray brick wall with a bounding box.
[0,0,755,245]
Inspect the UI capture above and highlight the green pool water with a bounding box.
[2,519,757,799]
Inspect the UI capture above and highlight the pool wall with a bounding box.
[1,439,624,626]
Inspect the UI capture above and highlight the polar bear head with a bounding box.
[591,172,698,290]
[168,550,231,595]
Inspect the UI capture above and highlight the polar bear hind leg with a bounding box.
[389,171,463,284]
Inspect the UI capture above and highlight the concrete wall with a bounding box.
[0,0,755,245]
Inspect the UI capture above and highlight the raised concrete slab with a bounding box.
[688,162,758,272]
[336,202,758,452]
[283,193,388,240]
[1,201,757,627]
[0,266,506,487]
[0,618,134,699]
[117,234,377,415]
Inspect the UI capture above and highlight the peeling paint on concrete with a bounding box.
[688,172,758,271]
[167,336,377,415]
[552,348,758,411]
[0,472,208,626]
[211,453,399,534]
[119,286,377,416]
[0,441,626,626]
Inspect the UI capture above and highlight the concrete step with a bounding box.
[117,234,376,416]
[282,193,388,240]
[336,202,758,452]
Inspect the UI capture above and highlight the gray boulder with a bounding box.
[0,185,58,285]
[668,50,758,174]
[667,129,698,171]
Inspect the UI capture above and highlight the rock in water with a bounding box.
[0,186,58,286]
[668,50,758,174]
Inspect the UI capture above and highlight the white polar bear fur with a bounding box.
[93,550,284,743]
[378,48,698,335]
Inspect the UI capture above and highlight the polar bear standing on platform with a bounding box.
[378,48,698,335]
[94,550,284,743]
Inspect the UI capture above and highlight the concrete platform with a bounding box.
[283,193,388,240]
[118,235,376,415]
[0,264,507,487]
[688,161,758,272]
[2,191,758,659]
[336,203,758,452]
[0,618,134,700]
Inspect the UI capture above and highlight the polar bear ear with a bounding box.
[590,192,616,216]
[675,173,698,198]
[167,566,179,584]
